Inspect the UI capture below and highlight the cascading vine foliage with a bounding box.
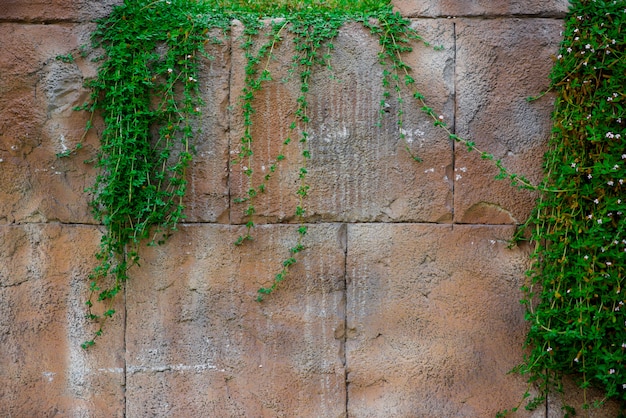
[63,0,626,413]
[504,0,626,415]
[77,0,464,346]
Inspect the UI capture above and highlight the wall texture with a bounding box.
[1,0,617,416]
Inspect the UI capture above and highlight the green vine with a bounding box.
[501,0,626,415]
[77,0,231,348]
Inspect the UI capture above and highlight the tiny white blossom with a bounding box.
[547,347,553,352]
[614,165,620,170]
[622,154,626,159]
[594,198,600,204]
[609,369,616,374]
[167,68,173,73]
[584,255,590,259]
[567,47,573,53]
[598,219,603,224]
[588,174,593,179]
[608,181,615,186]
[585,44,591,49]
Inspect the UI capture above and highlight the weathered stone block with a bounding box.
[0,0,122,23]
[0,224,124,417]
[0,24,99,224]
[393,0,570,18]
[0,23,229,225]
[229,20,454,224]
[183,35,231,223]
[346,224,534,416]
[454,19,562,224]
[125,223,346,416]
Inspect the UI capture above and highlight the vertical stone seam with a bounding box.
[226,37,234,225]
[342,223,349,418]
[451,20,457,225]
[123,254,128,418]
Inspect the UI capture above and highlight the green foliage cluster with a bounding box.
[75,0,455,345]
[77,0,232,348]
[506,0,626,415]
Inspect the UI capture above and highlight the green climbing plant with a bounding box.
[73,0,474,346]
[499,0,626,416]
[60,4,626,415]
[61,0,538,348]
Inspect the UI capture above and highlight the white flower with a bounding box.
[547,347,553,352]
[614,165,620,170]
[167,68,173,73]
[585,44,591,49]
[598,219,603,224]
[607,132,615,138]
[584,255,589,259]
[567,47,573,53]
[622,154,626,159]
[588,174,593,179]
[608,181,615,186]
[594,198,600,204]
[609,369,616,374]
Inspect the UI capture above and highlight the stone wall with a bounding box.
[3,1,613,416]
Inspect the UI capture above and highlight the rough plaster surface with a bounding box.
[1,0,621,416]
[394,0,570,18]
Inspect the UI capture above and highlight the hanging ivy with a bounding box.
[502,0,626,416]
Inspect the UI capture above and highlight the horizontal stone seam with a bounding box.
[0,13,566,26]
[404,13,567,20]
[0,220,524,227]
[0,19,88,24]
